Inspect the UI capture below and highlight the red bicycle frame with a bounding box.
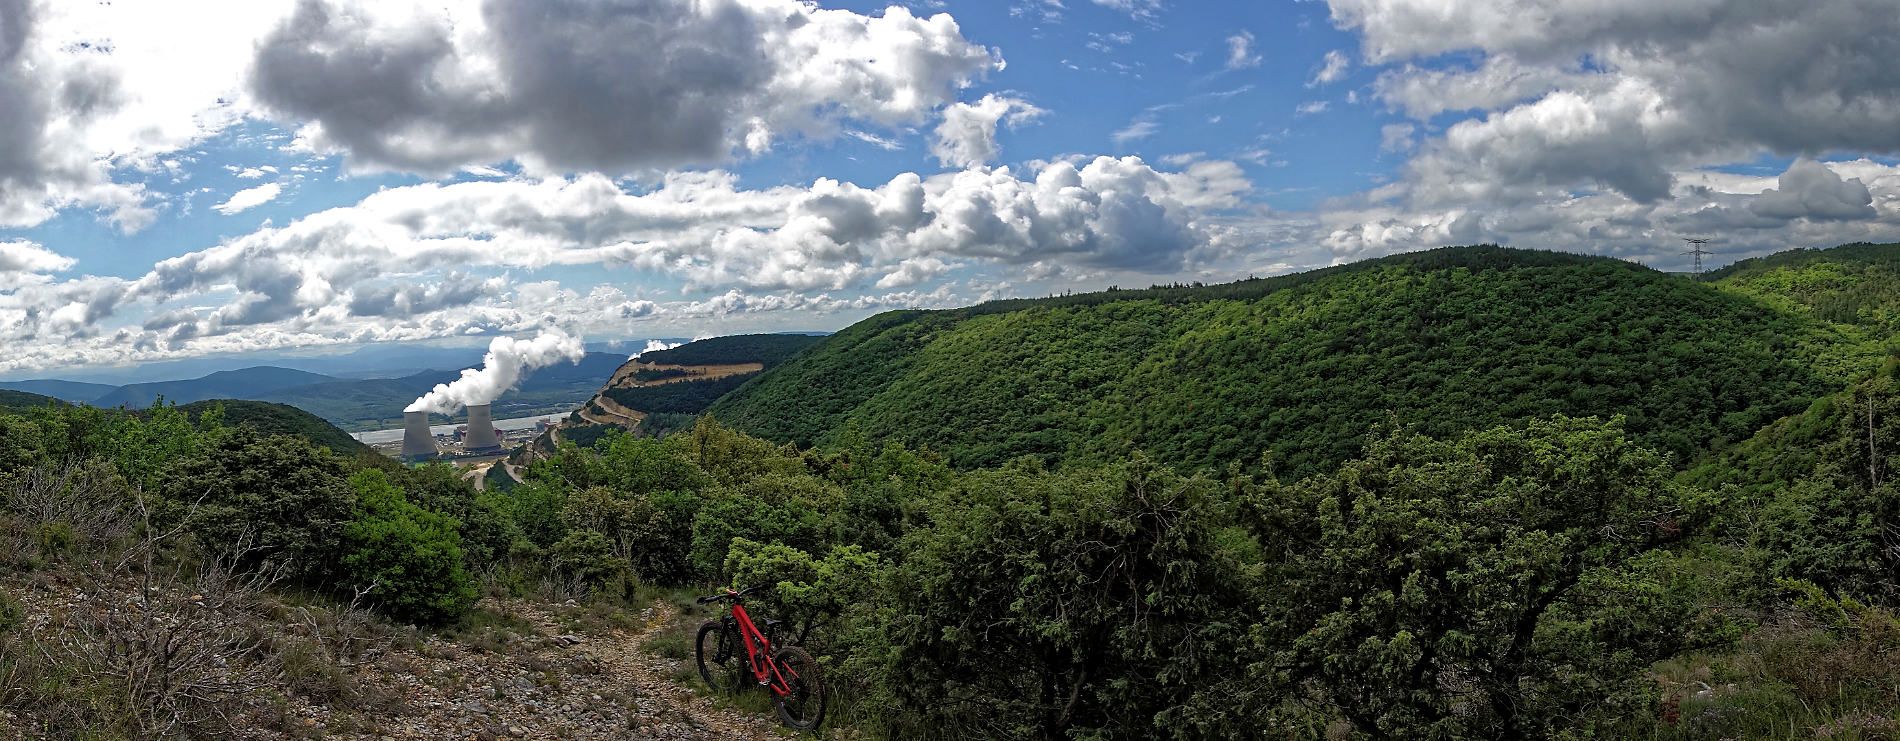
[722,595,803,697]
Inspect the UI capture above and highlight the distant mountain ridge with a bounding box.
[0,379,117,403]
[89,366,341,409]
[1,352,632,431]
[258,352,629,430]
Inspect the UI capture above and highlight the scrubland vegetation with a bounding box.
[4,244,1900,738]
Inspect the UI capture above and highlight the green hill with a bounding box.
[1708,242,1900,373]
[636,333,824,367]
[710,245,1851,477]
[0,389,67,414]
[175,399,374,458]
[1708,242,1900,328]
[502,334,827,479]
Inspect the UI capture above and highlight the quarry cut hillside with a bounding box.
[709,245,1888,477]
[498,334,824,483]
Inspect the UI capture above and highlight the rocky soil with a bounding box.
[273,598,784,740]
[1,569,786,740]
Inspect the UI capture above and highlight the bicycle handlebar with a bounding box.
[695,584,765,604]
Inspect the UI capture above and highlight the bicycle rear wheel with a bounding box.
[695,620,745,693]
[770,645,827,731]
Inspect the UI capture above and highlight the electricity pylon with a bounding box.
[1682,238,1715,279]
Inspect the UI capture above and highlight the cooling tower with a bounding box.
[400,410,439,460]
[463,404,502,453]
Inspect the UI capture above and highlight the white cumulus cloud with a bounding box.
[932,94,1046,168]
[248,0,1001,175]
[212,182,283,215]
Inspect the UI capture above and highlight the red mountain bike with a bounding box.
[695,585,827,730]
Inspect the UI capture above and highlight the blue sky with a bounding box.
[1,0,1897,377]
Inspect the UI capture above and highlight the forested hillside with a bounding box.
[0,390,65,414]
[174,399,379,460]
[713,246,1858,477]
[1709,242,1900,363]
[636,333,823,367]
[1710,242,1900,321]
[8,244,1900,739]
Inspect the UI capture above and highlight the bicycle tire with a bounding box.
[770,645,827,731]
[695,620,745,693]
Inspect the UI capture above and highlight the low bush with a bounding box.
[550,528,631,600]
[168,429,357,577]
[342,469,477,625]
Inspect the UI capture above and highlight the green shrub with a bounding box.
[724,538,882,645]
[342,470,476,624]
[550,528,629,599]
[166,429,356,576]
[0,591,20,634]
[688,472,834,579]
[1247,416,1700,738]
[690,494,811,580]
[391,464,522,572]
[879,456,1254,739]
[34,522,75,558]
[501,482,568,549]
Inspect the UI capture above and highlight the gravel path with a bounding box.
[284,598,784,740]
[1,570,786,741]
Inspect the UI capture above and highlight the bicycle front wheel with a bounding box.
[770,645,827,731]
[695,620,745,693]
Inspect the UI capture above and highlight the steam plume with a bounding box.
[406,330,585,414]
[631,339,682,359]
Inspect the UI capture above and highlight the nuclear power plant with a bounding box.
[463,404,503,454]
[377,331,583,462]
[400,410,439,461]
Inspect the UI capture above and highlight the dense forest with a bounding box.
[636,333,825,368]
[0,390,66,414]
[173,400,378,459]
[4,243,1900,738]
[713,246,1879,477]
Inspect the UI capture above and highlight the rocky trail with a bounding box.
[276,598,784,740]
[1,568,786,741]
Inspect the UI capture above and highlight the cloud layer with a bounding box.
[2,0,1898,378]
[0,155,1245,372]
[1305,0,1900,265]
[251,0,999,175]
[1336,0,1900,203]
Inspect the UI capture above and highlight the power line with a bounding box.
[1682,238,1715,279]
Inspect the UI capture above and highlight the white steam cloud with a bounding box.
[631,339,683,360]
[405,330,585,414]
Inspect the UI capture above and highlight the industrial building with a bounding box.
[401,410,439,461]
